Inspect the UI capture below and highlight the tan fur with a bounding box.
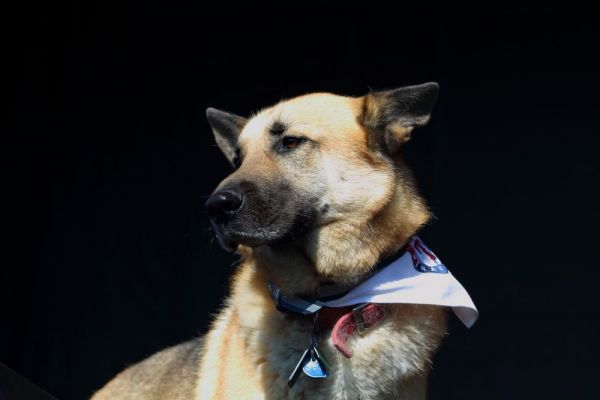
[92,89,448,400]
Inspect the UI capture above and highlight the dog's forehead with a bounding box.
[240,93,363,145]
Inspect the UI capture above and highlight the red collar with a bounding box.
[316,303,387,358]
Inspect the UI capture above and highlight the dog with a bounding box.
[92,82,449,399]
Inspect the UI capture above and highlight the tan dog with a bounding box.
[92,83,448,400]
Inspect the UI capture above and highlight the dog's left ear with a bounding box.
[360,82,439,154]
[206,107,248,166]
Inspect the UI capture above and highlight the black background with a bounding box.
[3,2,600,399]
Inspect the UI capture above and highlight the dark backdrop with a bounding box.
[3,2,600,399]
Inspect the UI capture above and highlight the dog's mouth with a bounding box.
[215,231,254,252]
[211,208,317,252]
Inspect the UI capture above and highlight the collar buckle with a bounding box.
[352,303,369,334]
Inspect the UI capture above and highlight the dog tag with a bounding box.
[302,334,330,379]
[302,350,328,378]
[288,347,311,388]
[311,345,330,371]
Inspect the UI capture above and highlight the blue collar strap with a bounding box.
[267,282,327,315]
[267,243,408,315]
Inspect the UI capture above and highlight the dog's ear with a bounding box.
[360,82,439,154]
[206,107,247,166]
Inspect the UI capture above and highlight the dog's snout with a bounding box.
[206,189,244,222]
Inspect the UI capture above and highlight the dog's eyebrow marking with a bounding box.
[269,120,287,136]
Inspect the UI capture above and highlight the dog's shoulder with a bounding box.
[91,336,205,400]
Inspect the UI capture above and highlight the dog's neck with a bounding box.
[244,168,430,297]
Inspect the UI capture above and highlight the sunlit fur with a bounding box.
[92,89,447,400]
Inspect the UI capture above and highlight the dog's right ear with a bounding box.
[360,82,439,154]
[206,107,247,166]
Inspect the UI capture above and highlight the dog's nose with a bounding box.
[205,190,244,222]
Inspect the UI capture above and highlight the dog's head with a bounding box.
[206,83,437,279]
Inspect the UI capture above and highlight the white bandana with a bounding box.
[322,237,479,328]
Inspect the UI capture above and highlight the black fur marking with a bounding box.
[269,120,287,136]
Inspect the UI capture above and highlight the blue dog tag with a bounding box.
[302,351,328,378]
[288,328,331,387]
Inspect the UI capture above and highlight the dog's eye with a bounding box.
[281,136,304,150]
